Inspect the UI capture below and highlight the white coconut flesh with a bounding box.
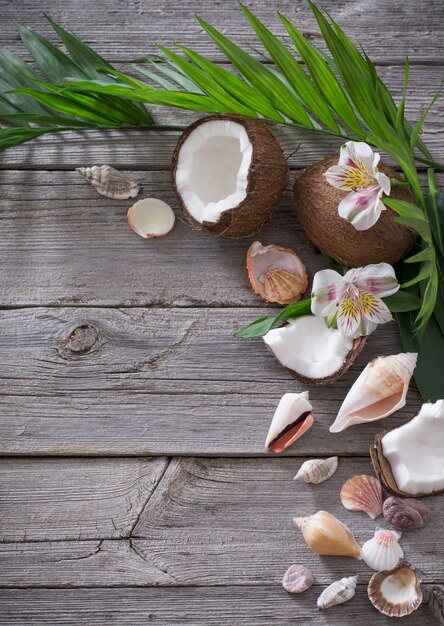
[249,241,306,285]
[175,120,253,224]
[381,399,444,495]
[263,315,354,380]
[127,198,175,238]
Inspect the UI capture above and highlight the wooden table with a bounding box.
[0,1,443,624]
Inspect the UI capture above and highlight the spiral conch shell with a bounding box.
[294,456,338,484]
[293,511,362,559]
[317,575,358,610]
[329,352,417,433]
[340,474,383,519]
[77,165,143,199]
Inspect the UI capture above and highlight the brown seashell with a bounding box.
[368,561,423,618]
[294,510,362,559]
[246,241,308,305]
[383,496,431,531]
[77,165,142,199]
[282,564,315,594]
[340,474,383,519]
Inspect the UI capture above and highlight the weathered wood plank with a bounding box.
[0,459,440,588]
[0,457,169,541]
[1,63,443,169]
[0,307,422,455]
[2,0,443,64]
[0,586,437,625]
[0,170,442,307]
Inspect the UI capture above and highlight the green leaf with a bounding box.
[425,185,444,255]
[177,46,284,121]
[382,291,422,312]
[278,11,362,137]
[410,83,443,151]
[0,112,95,127]
[239,3,339,131]
[157,45,258,116]
[234,299,312,338]
[396,57,409,133]
[401,262,433,289]
[397,307,444,401]
[196,16,314,126]
[405,246,435,264]
[392,216,432,242]
[383,197,428,221]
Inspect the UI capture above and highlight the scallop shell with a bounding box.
[282,564,314,594]
[317,575,358,610]
[329,353,417,433]
[383,496,431,531]
[265,392,313,453]
[368,561,423,618]
[362,528,403,571]
[294,510,362,559]
[246,241,308,305]
[294,457,338,484]
[77,165,143,199]
[340,474,383,519]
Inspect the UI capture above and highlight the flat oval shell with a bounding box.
[282,564,314,594]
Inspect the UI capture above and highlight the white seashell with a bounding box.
[282,564,314,594]
[330,353,417,433]
[127,198,175,238]
[265,392,313,453]
[294,457,338,484]
[77,165,143,199]
[362,528,403,571]
[317,575,358,610]
[368,561,423,617]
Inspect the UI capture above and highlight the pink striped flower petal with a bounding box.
[311,269,346,318]
[354,263,400,298]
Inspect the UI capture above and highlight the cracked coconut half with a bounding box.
[172,115,288,238]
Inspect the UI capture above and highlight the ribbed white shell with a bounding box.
[317,576,358,610]
[362,529,403,571]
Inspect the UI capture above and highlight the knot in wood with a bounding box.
[67,325,99,354]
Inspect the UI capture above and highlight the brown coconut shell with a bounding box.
[370,424,444,498]
[294,156,416,266]
[267,335,367,386]
[171,115,288,238]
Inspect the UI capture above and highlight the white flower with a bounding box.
[311,263,399,339]
[325,141,391,231]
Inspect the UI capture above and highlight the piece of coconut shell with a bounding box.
[370,424,444,498]
[172,114,288,238]
[281,335,367,386]
[294,156,416,267]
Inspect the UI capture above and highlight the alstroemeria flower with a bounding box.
[325,141,391,231]
[311,263,399,339]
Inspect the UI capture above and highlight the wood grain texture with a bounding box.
[1,62,443,169]
[0,306,422,456]
[1,0,443,64]
[1,170,442,307]
[0,586,437,625]
[0,457,169,541]
[0,458,439,588]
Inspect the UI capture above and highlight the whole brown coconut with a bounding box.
[294,156,416,266]
[172,115,288,238]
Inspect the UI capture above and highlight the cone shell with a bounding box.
[293,510,362,559]
[76,165,142,199]
[172,115,288,238]
[317,575,358,610]
[294,457,338,484]
[368,561,423,618]
[265,392,313,453]
[246,241,308,305]
[329,353,417,433]
[282,564,314,594]
[340,474,383,519]
[362,528,403,571]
